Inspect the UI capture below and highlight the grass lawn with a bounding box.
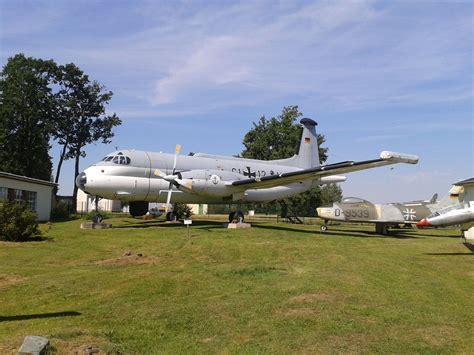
[0,216,472,353]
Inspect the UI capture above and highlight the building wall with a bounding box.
[76,189,123,213]
[189,204,208,215]
[0,176,54,221]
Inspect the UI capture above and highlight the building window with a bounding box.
[27,191,37,211]
[0,187,7,201]
[0,188,37,212]
[14,189,23,204]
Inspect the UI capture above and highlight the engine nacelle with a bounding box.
[177,169,241,197]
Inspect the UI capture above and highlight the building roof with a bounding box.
[0,171,57,187]
[453,177,474,186]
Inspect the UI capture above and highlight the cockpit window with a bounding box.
[108,152,131,165]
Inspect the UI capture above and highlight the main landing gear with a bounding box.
[129,201,149,217]
[228,211,244,223]
[166,211,179,222]
[320,220,329,231]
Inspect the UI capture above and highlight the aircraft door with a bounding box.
[132,151,152,200]
[147,153,169,201]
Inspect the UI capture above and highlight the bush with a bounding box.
[0,201,41,241]
[51,201,71,220]
[174,204,193,219]
[83,209,110,221]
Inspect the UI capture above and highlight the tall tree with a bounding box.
[240,106,342,216]
[0,54,57,180]
[241,106,328,163]
[52,63,121,211]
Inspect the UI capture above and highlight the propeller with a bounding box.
[154,144,195,216]
[157,144,181,214]
[165,144,181,213]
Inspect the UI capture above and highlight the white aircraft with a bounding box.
[76,118,419,221]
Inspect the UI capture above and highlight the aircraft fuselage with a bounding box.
[77,149,345,204]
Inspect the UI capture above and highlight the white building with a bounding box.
[76,189,124,213]
[0,171,56,221]
[76,189,208,216]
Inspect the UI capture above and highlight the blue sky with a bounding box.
[1,0,473,203]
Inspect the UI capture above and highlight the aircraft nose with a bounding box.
[315,208,321,217]
[417,218,431,227]
[76,172,87,190]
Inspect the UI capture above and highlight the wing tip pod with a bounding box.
[380,151,419,164]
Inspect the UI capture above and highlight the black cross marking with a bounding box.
[243,166,256,178]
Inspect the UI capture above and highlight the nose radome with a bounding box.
[416,218,431,227]
[76,172,87,190]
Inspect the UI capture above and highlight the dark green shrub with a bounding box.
[83,209,110,221]
[0,201,41,241]
[51,201,71,220]
[174,204,193,219]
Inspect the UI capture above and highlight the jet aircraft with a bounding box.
[316,194,452,235]
[76,118,419,221]
[417,177,474,236]
[416,202,474,229]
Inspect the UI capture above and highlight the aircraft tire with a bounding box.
[228,211,244,223]
[320,225,328,232]
[129,201,149,217]
[235,211,244,223]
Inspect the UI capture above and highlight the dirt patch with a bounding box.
[416,325,457,346]
[0,274,26,289]
[283,308,318,316]
[96,253,160,266]
[51,336,113,354]
[289,293,337,303]
[197,336,216,344]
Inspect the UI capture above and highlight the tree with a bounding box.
[51,63,121,211]
[0,54,57,181]
[241,106,328,162]
[240,106,342,216]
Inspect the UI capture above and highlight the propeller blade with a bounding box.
[164,144,181,214]
[172,144,181,174]
[165,183,173,213]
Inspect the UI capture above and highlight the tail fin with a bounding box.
[273,118,320,169]
[430,193,438,204]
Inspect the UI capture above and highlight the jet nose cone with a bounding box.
[315,208,321,217]
[417,218,431,227]
[76,172,87,190]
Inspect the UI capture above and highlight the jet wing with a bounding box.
[229,151,418,189]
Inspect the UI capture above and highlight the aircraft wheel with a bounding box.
[129,201,149,217]
[92,213,103,223]
[228,211,244,223]
[320,225,328,232]
[235,211,244,223]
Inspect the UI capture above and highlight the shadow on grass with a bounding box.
[1,236,54,243]
[425,252,474,256]
[253,223,421,239]
[0,311,81,322]
[462,242,474,252]
[113,219,225,229]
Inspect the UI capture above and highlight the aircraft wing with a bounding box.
[230,151,418,189]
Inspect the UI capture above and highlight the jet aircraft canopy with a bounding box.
[101,152,131,165]
[426,202,467,218]
[341,197,370,204]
